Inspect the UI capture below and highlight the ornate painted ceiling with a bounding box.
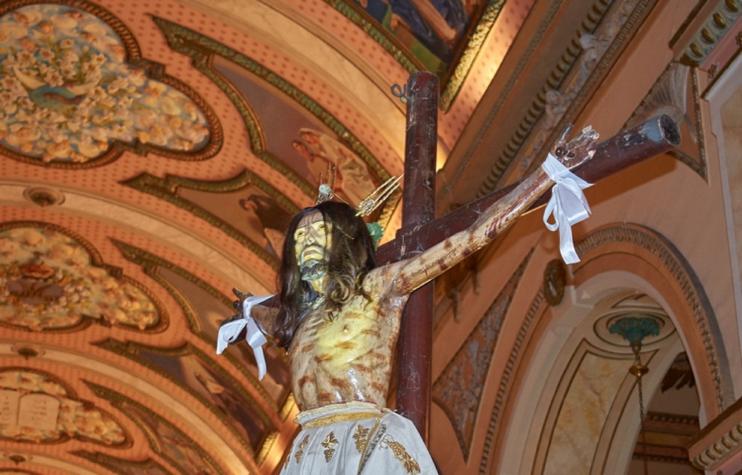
[0,0,538,472]
[0,0,682,473]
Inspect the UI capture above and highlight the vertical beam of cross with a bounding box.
[396,71,438,440]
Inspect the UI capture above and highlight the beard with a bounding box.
[299,259,327,283]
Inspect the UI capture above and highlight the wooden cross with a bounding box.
[384,72,680,439]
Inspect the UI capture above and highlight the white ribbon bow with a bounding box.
[216,294,273,380]
[541,153,592,264]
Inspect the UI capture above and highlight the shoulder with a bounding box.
[362,261,406,297]
[251,303,279,339]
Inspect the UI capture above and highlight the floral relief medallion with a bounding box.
[0,1,221,167]
[0,223,163,331]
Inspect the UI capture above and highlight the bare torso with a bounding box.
[288,266,407,410]
[245,128,597,412]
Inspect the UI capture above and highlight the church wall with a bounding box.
[429,1,741,473]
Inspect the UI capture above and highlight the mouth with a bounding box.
[299,246,325,265]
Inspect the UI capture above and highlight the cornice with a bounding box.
[478,0,656,195]
[673,0,742,66]
[689,395,742,471]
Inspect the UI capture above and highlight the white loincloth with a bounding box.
[280,401,438,474]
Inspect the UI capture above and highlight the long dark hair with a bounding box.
[276,201,376,348]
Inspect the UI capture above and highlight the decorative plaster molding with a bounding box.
[476,0,656,194]
[676,0,742,66]
[689,396,742,471]
[478,223,732,473]
[433,251,531,459]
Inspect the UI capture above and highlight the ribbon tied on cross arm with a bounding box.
[541,153,592,264]
[216,294,273,380]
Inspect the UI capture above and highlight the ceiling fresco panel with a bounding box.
[0,1,222,168]
[95,340,274,455]
[0,368,127,447]
[153,16,391,195]
[154,266,292,402]
[0,222,164,332]
[327,0,508,110]
[86,382,225,475]
[112,238,292,404]
[122,169,299,270]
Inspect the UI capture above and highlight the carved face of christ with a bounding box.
[293,210,332,293]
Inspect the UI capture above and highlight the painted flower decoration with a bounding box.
[0,4,210,164]
[0,226,160,331]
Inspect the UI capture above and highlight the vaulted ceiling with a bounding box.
[0,0,677,473]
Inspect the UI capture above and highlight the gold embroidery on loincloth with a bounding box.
[294,435,310,464]
[321,432,339,462]
[381,435,421,474]
[302,411,379,429]
[353,424,370,453]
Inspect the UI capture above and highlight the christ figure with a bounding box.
[221,127,598,474]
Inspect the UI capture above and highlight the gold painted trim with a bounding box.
[121,168,300,270]
[84,381,227,475]
[153,16,390,192]
[325,0,508,111]
[0,220,168,333]
[302,411,381,429]
[93,338,276,458]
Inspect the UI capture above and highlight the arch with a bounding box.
[480,223,731,473]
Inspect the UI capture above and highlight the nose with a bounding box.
[305,226,321,244]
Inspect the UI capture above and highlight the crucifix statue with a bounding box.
[217,72,679,474]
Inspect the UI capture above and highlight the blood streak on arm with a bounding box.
[390,167,554,296]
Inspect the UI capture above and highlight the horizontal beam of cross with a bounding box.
[376,114,680,265]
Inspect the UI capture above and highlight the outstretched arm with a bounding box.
[228,289,278,340]
[388,126,598,296]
